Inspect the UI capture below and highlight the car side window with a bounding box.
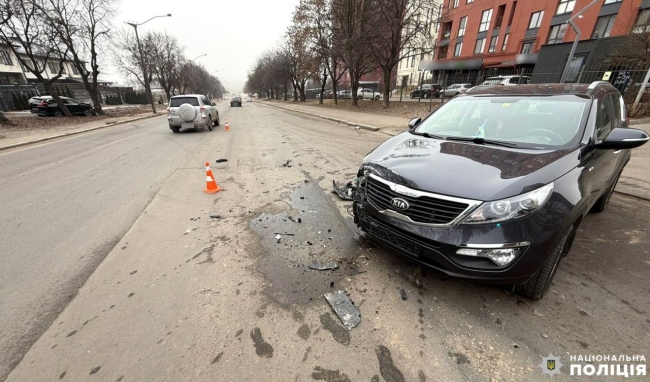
[596,95,614,141]
[609,94,621,126]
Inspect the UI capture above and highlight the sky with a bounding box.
[103,0,301,93]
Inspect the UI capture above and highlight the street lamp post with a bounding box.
[126,14,171,113]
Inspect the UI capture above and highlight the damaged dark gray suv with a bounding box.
[353,82,648,299]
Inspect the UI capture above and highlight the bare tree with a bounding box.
[40,0,114,114]
[113,28,154,98]
[0,0,73,116]
[331,0,376,106]
[283,23,316,102]
[368,0,437,107]
[149,32,184,100]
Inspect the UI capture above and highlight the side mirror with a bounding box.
[598,127,649,150]
[408,117,422,131]
[211,102,216,106]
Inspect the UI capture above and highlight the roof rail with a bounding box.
[587,81,610,90]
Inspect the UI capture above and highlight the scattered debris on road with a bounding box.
[281,160,292,167]
[324,290,361,331]
[400,289,407,301]
[332,180,355,200]
[275,234,282,243]
[215,159,228,163]
[273,232,295,236]
[308,260,338,271]
[288,216,297,223]
[210,214,221,219]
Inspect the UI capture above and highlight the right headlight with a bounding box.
[462,183,554,224]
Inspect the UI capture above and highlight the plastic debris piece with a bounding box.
[332,180,355,201]
[210,214,221,219]
[273,232,295,236]
[281,160,292,167]
[275,234,282,243]
[324,290,361,331]
[288,216,296,223]
[298,218,302,223]
[308,260,338,271]
[215,159,228,163]
[400,289,407,301]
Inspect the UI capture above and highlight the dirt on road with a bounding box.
[5,102,649,382]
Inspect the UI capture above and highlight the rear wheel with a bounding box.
[375,95,380,100]
[591,172,621,213]
[423,93,429,99]
[83,109,93,116]
[214,114,220,126]
[171,126,180,133]
[207,117,213,131]
[515,227,575,300]
[53,110,63,117]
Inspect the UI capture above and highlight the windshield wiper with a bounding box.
[412,131,445,139]
[445,136,519,148]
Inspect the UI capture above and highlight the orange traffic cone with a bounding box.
[203,162,223,194]
[224,120,230,131]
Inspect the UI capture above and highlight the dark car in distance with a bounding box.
[353,82,648,299]
[230,97,242,107]
[30,96,94,117]
[410,84,442,99]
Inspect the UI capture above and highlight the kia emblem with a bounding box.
[391,198,410,210]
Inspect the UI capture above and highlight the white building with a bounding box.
[0,43,84,85]
[397,1,443,87]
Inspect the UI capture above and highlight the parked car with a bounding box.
[231,97,242,107]
[357,88,382,100]
[410,84,442,99]
[246,96,253,102]
[352,81,648,300]
[465,84,497,94]
[481,75,531,86]
[441,83,472,97]
[30,96,94,117]
[338,90,353,99]
[167,94,219,133]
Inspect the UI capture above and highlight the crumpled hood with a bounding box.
[362,132,579,201]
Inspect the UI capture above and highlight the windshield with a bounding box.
[414,95,590,149]
[170,97,199,107]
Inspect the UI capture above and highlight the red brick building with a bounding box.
[434,0,650,69]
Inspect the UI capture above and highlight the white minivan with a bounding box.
[481,75,531,86]
[167,94,220,133]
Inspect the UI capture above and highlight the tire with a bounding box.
[214,114,220,126]
[171,126,180,133]
[591,171,621,213]
[357,96,362,100]
[423,93,429,99]
[410,94,415,99]
[207,117,213,131]
[53,110,63,117]
[515,228,573,300]
[375,95,380,101]
[83,109,93,116]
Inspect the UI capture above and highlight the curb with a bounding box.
[629,117,650,125]
[0,113,163,152]
[260,101,381,131]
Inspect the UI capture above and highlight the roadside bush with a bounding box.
[11,91,35,110]
[105,95,123,105]
[123,90,148,105]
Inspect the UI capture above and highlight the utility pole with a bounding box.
[126,14,171,113]
[560,0,599,83]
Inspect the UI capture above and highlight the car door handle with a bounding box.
[613,150,621,156]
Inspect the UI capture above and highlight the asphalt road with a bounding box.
[3,102,649,381]
[0,108,227,381]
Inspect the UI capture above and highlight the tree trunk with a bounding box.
[351,72,359,107]
[332,79,338,105]
[43,82,73,117]
[382,67,391,108]
[299,80,307,102]
[0,111,15,125]
[319,68,327,105]
[293,84,298,101]
[284,83,288,101]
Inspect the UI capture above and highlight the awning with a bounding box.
[418,58,483,71]
[516,53,538,65]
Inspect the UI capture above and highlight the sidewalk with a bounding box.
[261,100,650,201]
[0,113,162,151]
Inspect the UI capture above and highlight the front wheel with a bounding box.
[357,96,362,100]
[53,110,63,117]
[515,228,574,300]
[423,93,429,99]
[215,115,220,126]
[83,109,94,116]
[375,95,380,101]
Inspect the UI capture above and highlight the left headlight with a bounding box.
[462,183,554,224]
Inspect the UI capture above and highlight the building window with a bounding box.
[453,0,459,8]
[410,55,415,67]
[528,11,544,29]
[454,42,463,57]
[556,0,575,15]
[592,15,616,38]
[438,45,448,59]
[495,4,506,29]
[633,9,650,34]
[488,36,498,52]
[502,33,509,51]
[521,41,534,54]
[508,1,517,27]
[47,62,58,74]
[61,64,67,74]
[0,50,12,66]
[603,0,622,3]
[474,38,486,54]
[458,16,467,37]
[479,9,492,32]
[467,0,473,3]
[547,23,567,44]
